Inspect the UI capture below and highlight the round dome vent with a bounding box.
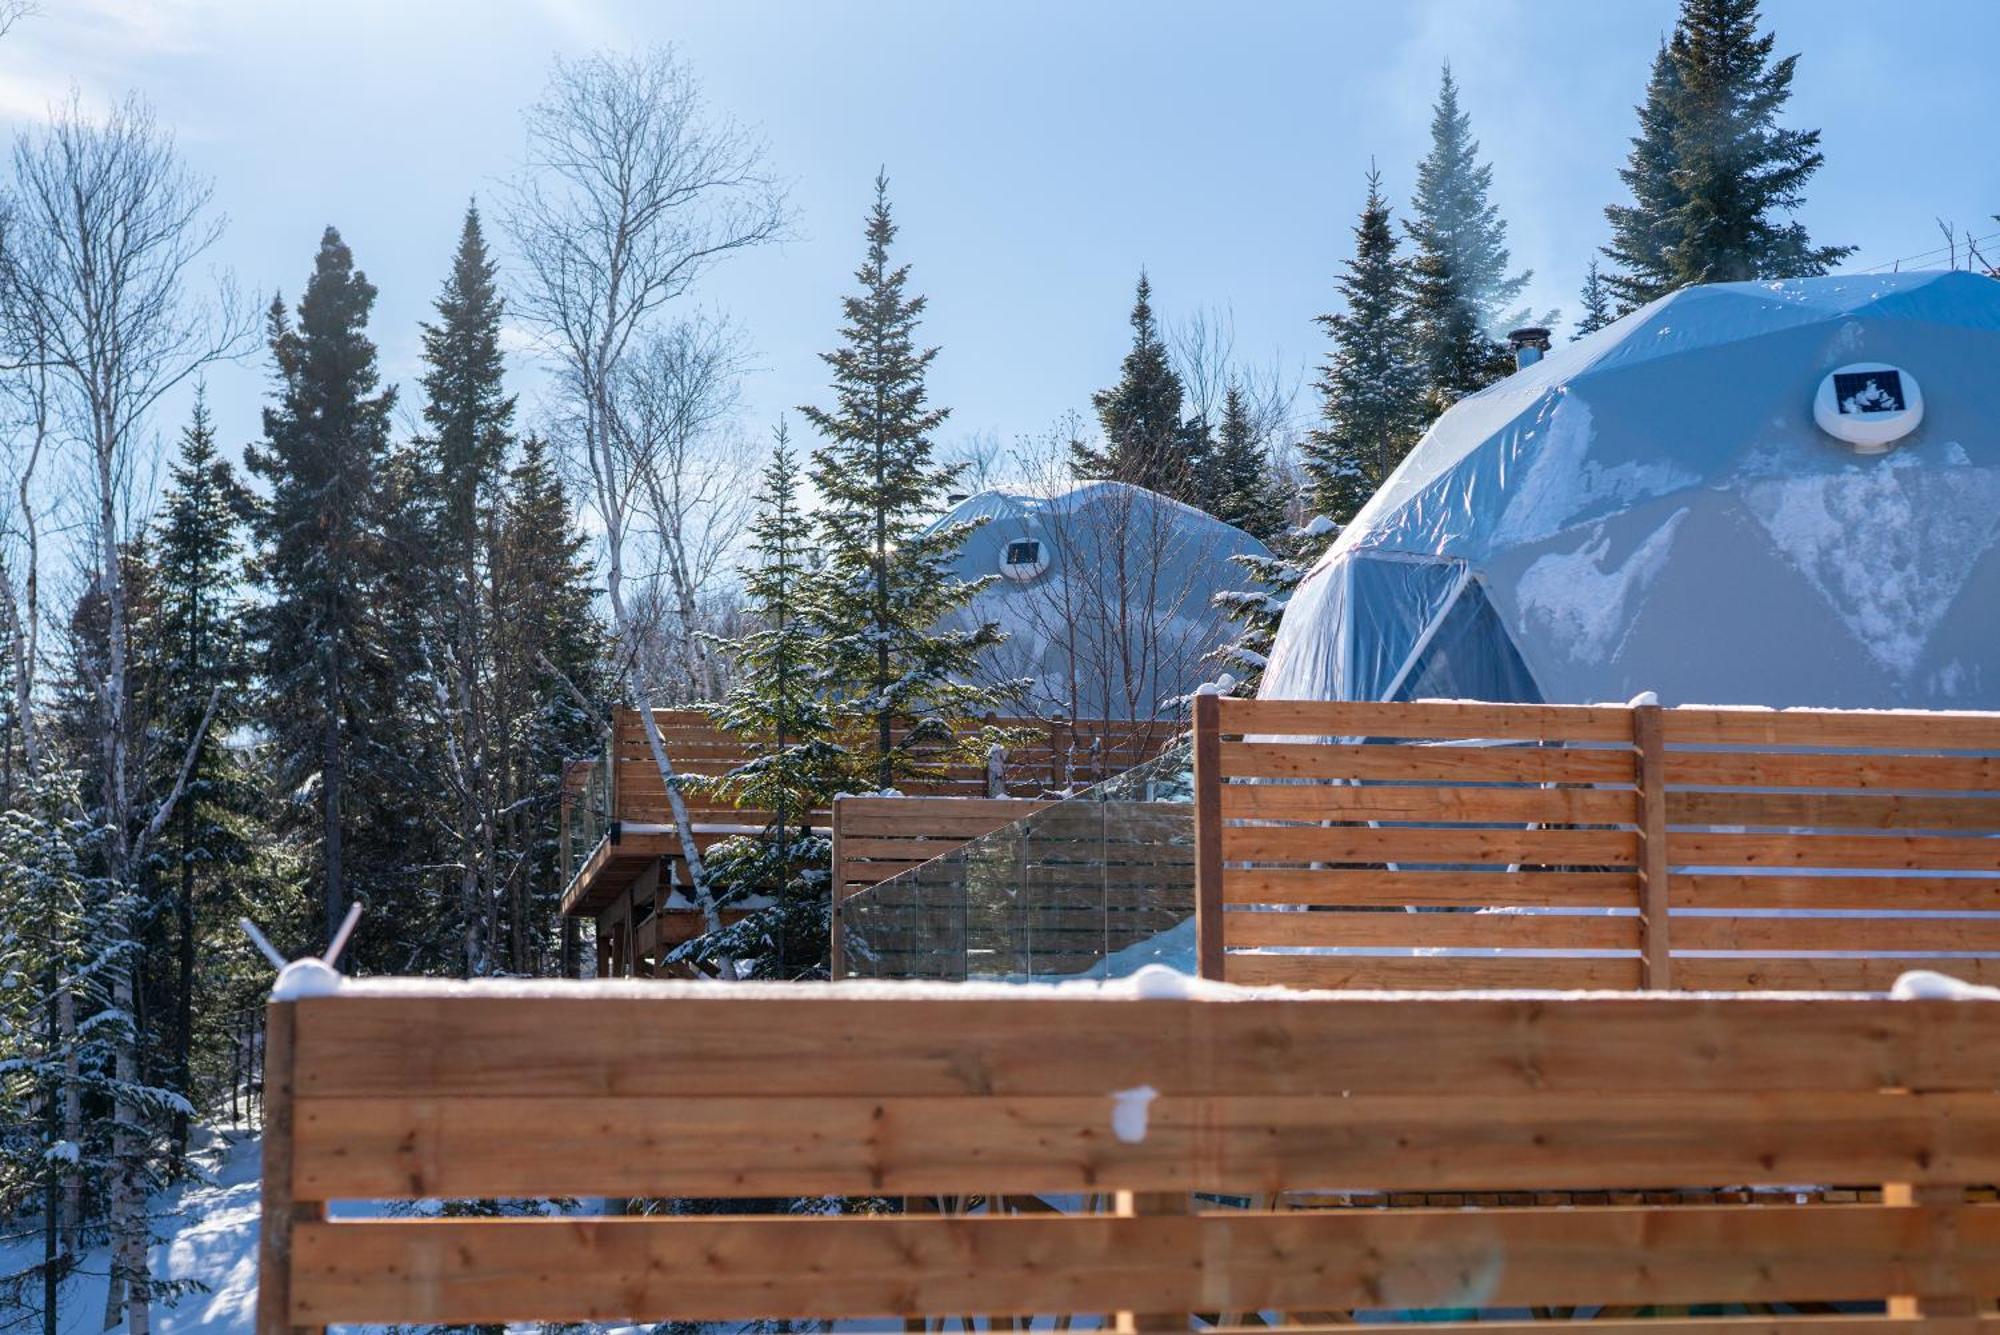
[999,535,1049,582]
[1814,362,1923,453]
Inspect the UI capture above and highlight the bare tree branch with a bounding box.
[504,46,790,945]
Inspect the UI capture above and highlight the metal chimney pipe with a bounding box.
[1507,326,1553,370]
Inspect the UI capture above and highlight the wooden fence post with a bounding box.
[1114,1189,1191,1332]
[1885,1182,1978,1331]
[256,1000,323,1335]
[1633,701,1672,990]
[1193,691,1225,982]
[829,796,847,980]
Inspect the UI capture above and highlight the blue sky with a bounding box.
[3,0,1996,489]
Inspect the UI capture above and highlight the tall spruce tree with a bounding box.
[1199,383,1279,541]
[800,173,1002,791]
[1306,168,1422,524]
[689,423,843,978]
[1072,273,1195,498]
[1573,259,1616,339]
[489,433,607,975]
[1603,1,1851,305]
[414,204,515,976]
[149,389,255,1160]
[1405,67,1531,415]
[1210,517,1329,698]
[245,227,397,943]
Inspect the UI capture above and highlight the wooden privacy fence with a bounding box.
[264,982,2000,1330]
[1192,694,2000,990]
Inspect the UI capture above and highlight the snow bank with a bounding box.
[1891,970,2000,1001]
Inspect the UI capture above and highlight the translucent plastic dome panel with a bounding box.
[1262,271,2000,709]
[1261,552,1465,702]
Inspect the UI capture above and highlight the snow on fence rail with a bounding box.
[261,979,2000,1331]
[1193,695,2000,990]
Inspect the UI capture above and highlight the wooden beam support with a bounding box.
[255,1001,324,1335]
[1193,691,1224,981]
[1634,701,1673,990]
[1885,1181,1979,1333]
[829,795,847,980]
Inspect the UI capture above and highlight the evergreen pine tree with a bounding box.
[0,765,97,1326]
[1603,1,1852,305]
[414,203,516,977]
[1305,167,1422,524]
[800,173,1003,791]
[687,423,844,979]
[1405,67,1531,416]
[1072,273,1195,498]
[1573,259,1616,339]
[245,227,398,945]
[148,389,256,1161]
[1210,518,1332,698]
[1198,383,1279,541]
[489,433,608,976]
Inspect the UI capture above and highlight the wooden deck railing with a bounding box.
[563,709,1181,922]
[1192,695,2000,989]
[602,708,1180,823]
[262,981,2000,1331]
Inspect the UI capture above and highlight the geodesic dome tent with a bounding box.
[934,480,1270,719]
[1261,270,2000,710]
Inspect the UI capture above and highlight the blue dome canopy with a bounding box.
[1263,271,2000,708]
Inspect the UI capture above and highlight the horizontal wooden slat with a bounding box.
[1676,915,2000,953]
[292,1090,2000,1200]
[1228,824,1639,866]
[1661,706,2000,750]
[1214,1322,1951,1335]
[1671,874,2000,911]
[290,1204,1970,1324]
[1672,956,2000,991]
[1666,750,2000,792]
[839,836,997,861]
[1222,782,1636,825]
[1668,790,2000,832]
[1220,697,1639,742]
[293,991,2000,1099]
[1222,953,1644,990]
[1225,867,1639,907]
[1670,832,2000,872]
[1224,909,1639,951]
[1222,741,1635,785]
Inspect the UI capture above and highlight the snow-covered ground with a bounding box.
[5,1126,265,1335]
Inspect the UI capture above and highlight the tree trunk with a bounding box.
[171,794,195,1165]
[320,639,345,940]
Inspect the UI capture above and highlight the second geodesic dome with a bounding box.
[1261,270,2000,710]
[934,480,1270,719]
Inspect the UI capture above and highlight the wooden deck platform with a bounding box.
[560,708,1179,974]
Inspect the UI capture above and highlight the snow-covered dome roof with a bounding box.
[1263,270,2000,708]
[935,480,1271,719]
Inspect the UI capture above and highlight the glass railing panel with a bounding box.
[564,752,614,886]
[843,740,1196,982]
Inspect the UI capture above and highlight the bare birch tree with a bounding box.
[506,47,787,937]
[0,91,246,1334]
[612,313,754,702]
